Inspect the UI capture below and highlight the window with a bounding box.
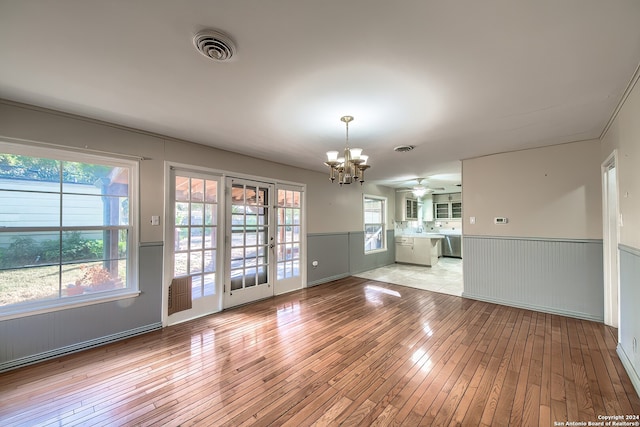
[364,195,386,253]
[0,142,138,318]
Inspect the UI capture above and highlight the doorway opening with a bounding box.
[602,151,619,330]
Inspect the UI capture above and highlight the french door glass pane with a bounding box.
[276,189,302,280]
[173,174,218,299]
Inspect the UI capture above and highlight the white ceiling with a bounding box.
[1,1,640,192]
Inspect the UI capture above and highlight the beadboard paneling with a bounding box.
[0,243,164,371]
[618,244,640,396]
[307,233,350,286]
[349,230,395,274]
[307,231,395,286]
[462,236,604,321]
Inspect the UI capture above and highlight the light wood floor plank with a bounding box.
[1,276,638,426]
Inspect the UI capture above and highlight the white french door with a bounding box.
[224,178,275,308]
[167,169,222,325]
[274,185,304,295]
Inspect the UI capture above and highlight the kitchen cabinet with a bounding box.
[396,194,419,221]
[433,193,462,219]
[395,236,442,266]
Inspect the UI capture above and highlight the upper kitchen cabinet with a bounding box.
[433,193,462,219]
[396,193,419,221]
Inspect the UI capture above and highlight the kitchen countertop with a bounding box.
[396,233,448,239]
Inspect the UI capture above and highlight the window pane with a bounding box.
[205,180,217,203]
[191,203,203,226]
[0,153,61,182]
[190,251,202,274]
[204,227,216,249]
[174,253,188,276]
[191,274,203,299]
[190,227,202,250]
[62,261,125,295]
[365,225,384,251]
[0,231,60,269]
[0,265,60,306]
[175,202,189,225]
[62,163,129,197]
[63,195,128,226]
[204,250,216,273]
[175,176,189,201]
[203,273,215,296]
[191,179,204,202]
[0,189,60,227]
[175,227,188,251]
[205,204,216,226]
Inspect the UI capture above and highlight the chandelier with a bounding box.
[324,116,371,185]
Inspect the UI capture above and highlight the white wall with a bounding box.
[0,101,395,238]
[462,139,602,239]
[600,75,640,396]
[601,81,640,249]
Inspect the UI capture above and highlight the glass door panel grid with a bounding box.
[276,189,301,280]
[174,175,218,299]
[230,183,270,291]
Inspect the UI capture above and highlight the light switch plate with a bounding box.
[151,215,160,226]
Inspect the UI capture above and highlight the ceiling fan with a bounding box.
[396,178,445,198]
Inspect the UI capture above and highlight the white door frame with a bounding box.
[223,177,276,309]
[601,150,620,329]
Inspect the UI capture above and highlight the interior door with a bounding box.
[224,178,275,308]
[168,169,222,325]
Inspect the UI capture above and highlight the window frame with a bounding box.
[363,194,387,254]
[0,141,139,320]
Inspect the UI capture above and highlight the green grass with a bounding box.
[0,262,127,306]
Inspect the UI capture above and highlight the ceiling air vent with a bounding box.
[193,30,237,62]
[393,145,415,153]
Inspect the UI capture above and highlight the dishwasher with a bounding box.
[442,235,462,258]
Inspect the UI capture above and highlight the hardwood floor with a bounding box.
[1,277,639,426]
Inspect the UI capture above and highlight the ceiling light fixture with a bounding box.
[325,116,370,186]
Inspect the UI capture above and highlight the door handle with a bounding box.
[269,243,275,249]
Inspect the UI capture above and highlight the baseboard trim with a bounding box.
[617,344,640,398]
[0,322,163,373]
[462,292,603,322]
[307,273,351,287]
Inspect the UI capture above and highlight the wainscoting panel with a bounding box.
[0,242,164,372]
[618,244,640,396]
[307,233,350,286]
[349,230,395,275]
[462,236,604,321]
[307,231,395,287]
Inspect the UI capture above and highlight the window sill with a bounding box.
[365,248,387,255]
[0,290,141,321]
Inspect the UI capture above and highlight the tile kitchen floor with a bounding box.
[354,257,463,297]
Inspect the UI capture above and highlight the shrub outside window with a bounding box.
[0,143,138,318]
[364,195,386,253]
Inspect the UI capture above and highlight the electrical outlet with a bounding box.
[470,216,476,224]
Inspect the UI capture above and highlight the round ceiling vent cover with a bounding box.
[193,30,236,62]
[393,145,415,153]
